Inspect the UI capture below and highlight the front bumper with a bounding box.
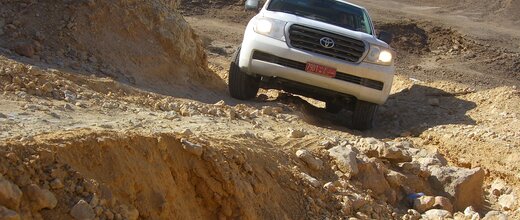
[239,31,395,105]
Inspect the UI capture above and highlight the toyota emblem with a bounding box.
[319,37,335,49]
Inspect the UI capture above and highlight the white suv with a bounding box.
[229,0,395,130]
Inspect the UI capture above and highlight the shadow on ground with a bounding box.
[274,84,477,139]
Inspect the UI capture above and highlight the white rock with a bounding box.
[0,175,23,210]
[288,129,306,138]
[163,111,179,120]
[323,182,336,192]
[180,139,203,157]
[102,102,119,109]
[482,211,507,220]
[463,206,480,220]
[64,90,77,102]
[423,209,452,219]
[214,100,225,106]
[403,209,421,220]
[180,129,193,136]
[71,200,95,220]
[300,172,320,187]
[328,145,359,176]
[380,144,412,163]
[498,194,516,211]
[296,149,324,171]
[75,102,87,108]
[414,196,435,213]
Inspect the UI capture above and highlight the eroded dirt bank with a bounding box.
[0,0,519,219]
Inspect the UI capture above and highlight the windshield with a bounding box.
[267,0,373,34]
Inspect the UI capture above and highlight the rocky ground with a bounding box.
[0,0,519,219]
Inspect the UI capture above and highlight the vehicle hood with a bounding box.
[259,10,390,48]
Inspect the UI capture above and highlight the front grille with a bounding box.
[252,51,384,91]
[288,25,366,63]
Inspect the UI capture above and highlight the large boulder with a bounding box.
[25,184,58,211]
[381,141,413,163]
[0,175,23,210]
[357,138,412,163]
[296,149,324,171]
[428,166,485,211]
[355,159,395,203]
[413,195,435,213]
[328,145,359,176]
[70,199,95,220]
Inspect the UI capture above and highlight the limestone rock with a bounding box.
[0,176,23,210]
[423,209,452,219]
[482,211,507,220]
[385,170,406,189]
[25,184,58,211]
[50,179,64,190]
[357,138,386,158]
[355,160,393,203]
[180,129,193,136]
[0,206,20,220]
[490,180,509,197]
[463,206,480,219]
[433,196,454,213]
[328,145,359,176]
[323,182,336,192]
[300,172,320,188]
[288,129,306,138]
[180,139,203,157]
[497,194,516,211]
[296,149,324,171]
[381,142,412,163]
[428,166,485,211]
[71,200,95,220]
[402,209,421,220]
[414,195,435,213]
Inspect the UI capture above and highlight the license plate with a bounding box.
[305,62,336,78]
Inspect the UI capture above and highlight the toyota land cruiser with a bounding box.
[229,0,395,130]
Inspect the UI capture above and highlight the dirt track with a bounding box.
[0,0,519,219]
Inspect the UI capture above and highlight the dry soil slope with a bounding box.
[0,0,225,100]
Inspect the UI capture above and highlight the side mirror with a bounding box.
[378,31,393,45]
[245,0,260,10]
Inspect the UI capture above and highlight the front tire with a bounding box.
[228,47,259,100]
[352,100,378,130]
[325,101,343,114]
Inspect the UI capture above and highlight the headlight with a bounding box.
[364,44,394,65]
[253,18,287,41]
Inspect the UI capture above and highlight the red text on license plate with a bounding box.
[305,62,336,78]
